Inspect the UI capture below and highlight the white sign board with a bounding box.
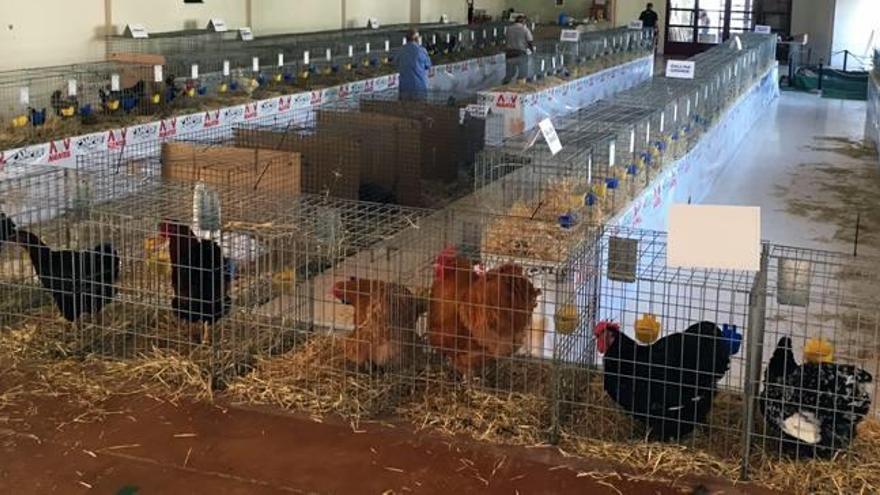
[124,24,149,39]
[252,57,260,72]
[754,24,772,34]
[366,17,380,29]
[111,74,121,91]
[68,79,78,97]
[628,20,644,30]
[153,65,163,83]
[277,53,284,67]
[465,104,491,119]
[325,48,332,61]
[19,87,29,105]
[191,64,199,79]
[668,205,761,271]
[207,19,228,32]
[223,60,231,76]
[560,29,580,42]
[665,60,696,79]
[440,14,450,24]
[303,51,310,65]
[239,27,254,41]
[538,118,563,156]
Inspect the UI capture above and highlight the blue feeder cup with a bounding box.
[284,72,295,83]
[627,164,638,175]
[558,212,579,229]
[605,177,619,190]
[229,81,239,91]
[80,104,92,117]
[721,324,743,355]
[197,86,207,96]
[31,109,46,126]
[585,192,598,206]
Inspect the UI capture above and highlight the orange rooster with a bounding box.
[332,277,427,370]
[428,246,541,376]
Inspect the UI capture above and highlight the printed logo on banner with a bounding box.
[460,62,469,72]
[8,145,48,165]
[292,93,311,108]
[428,67,437,79]
[278,96,292,112]
[129,123,158,143]
[244,103,258,120]
[48,138,72,163]
[310,91,323,106]
[74,133,106,153]
[364,80,375,93]
[495,94,518,109]
[338,85,351,99]
[204,110,222,128]
[223,106,246,122]
[388,74,398,88]
[179,114,203,133]
[652,185,662,208]
[107,129,128,150]
[323,87,339,102]
[159,118,178,138]
[259,99,277,115]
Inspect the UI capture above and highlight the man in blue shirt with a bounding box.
[397,29,432,100]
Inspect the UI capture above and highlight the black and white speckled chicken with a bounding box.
[759,336,873,458]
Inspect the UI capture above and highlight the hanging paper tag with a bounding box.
[191,64,199,79]
[111,74,121,91]
[538,118,563,155]
[223,60,231,76]
[153,65,163,83]
[68,79,78,97]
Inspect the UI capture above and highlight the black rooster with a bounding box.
[759,336,872,458]
[12,229,120,322]
[160,222,233,324]
[50,90,79,117]
[1,212,16,254]
[595,320,735,441]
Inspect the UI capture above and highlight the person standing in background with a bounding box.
[639,3,660,51]
[502,15,535,84]
[397,29,432,100]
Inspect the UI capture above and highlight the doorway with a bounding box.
[665,0,755,57]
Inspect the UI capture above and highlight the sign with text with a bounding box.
[668,205,761,271]
[754,24,772,34]
[665,60,696,79]
[238,27,254,41]
[628,20,644,30]
[207,19,227,32]
[560,29,580,42]
[124,24,148,39]
[538,118,563,155]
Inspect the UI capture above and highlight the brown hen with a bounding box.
[428,246,541,376]
[332,277,427,370]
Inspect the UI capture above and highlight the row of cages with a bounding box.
[0,26,652,151]
[473,32,778,233]
[0,153,877,478]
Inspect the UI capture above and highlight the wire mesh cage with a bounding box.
[556,225,754,458]
[747,244,879,463]
[223,203,591,437]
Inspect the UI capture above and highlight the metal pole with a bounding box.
[844,50,849,72]
[854,212,861,257]
[817,61,824,90]
[740,243,770,481]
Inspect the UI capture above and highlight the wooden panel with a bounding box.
[231,128,360,200]
[316,110,424,207]
[161,142,301,195]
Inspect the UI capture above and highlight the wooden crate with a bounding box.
[161,142,301,195]
[231,128,360,200]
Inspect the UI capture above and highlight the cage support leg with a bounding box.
[740,244,769,481]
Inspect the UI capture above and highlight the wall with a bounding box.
[110,0,248,33]
[252,0,343,35]
[421,0,468,23]
[0,0,105,70]
[344,0,412,28]
[831,0,879,69]
[791,0,835,64]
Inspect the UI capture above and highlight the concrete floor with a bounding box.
[704,91,873,254]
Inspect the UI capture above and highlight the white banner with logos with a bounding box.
[0,54,505,173]
[476,55,655,139]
